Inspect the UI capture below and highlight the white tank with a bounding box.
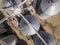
[38,0,60,19]
[0,35,17,45]
[0,24,7,34]
[2,0,23,15]
[20,15,40,35]
[33,31,56,45]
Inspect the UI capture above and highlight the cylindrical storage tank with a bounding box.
[2,0,23,15]
[0,24,7,34]
[38,0,60,19]
[0,35,17,45]
[20,15,40,35]
[0,28,7,34]
[33,31,56,45]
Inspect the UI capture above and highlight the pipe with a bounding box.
[0,0,28,24]
[19,14,48,45]
[0,35,17,45]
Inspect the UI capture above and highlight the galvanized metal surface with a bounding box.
[0,0,60,45]
[25,2,60,45]
[20,15,40,35]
